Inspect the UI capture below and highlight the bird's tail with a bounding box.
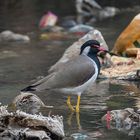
[21,85,37,92]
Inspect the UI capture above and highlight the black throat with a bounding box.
[87,52,101,75]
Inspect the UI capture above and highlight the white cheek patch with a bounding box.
[82,46,90,55]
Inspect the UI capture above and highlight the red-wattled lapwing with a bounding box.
[21,40,107,113]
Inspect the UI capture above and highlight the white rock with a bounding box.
[0,30,30,43]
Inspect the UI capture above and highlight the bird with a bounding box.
[21,40,107,113]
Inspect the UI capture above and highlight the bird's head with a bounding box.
[80,40,107,56]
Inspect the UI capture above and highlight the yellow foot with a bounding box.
[68,104,75,112]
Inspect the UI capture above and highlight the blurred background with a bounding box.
[0,0,140,31]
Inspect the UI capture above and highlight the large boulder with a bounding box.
[112,13,140,58]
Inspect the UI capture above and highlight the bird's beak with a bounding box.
[98,46,108,52]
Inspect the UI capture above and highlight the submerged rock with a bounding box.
[0,30,30,43]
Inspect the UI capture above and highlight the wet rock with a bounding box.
[0,105,64,140]
[11,92,53,114]
[137,109,140,114]
[100,56,140,80]
[0,30,30,43]
[69,24,94,34]
[23,130,51,140]
[0,129,51,140]
[102,108,140,135]
[110,56,135,66]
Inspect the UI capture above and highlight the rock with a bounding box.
[112,13,140,58]
[100,56,140,80]
[0,129,51,140]
[23,130,51,140]
[61,19,77,29]
[69,24,94,34]
[110,55,135,65]
[0,105,64,139]
[98,7,120,20]
[102,108,140,135]
[0,30,30,43]
[11,92,53,114]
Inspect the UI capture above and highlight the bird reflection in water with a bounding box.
[67,112,82,130]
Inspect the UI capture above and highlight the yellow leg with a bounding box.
[67,96,75,112]
[76,95,81,113]
[67,112,74,126]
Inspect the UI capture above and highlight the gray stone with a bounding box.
[0,30,30,43]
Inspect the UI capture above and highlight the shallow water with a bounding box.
[0,1,140,140]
